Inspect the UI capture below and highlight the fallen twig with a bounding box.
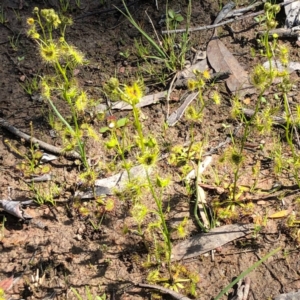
[137,283,192,300]
[162,0,299,34]
[0,118,81,159]
[258,27,300,39]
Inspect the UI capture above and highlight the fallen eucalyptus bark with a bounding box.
[0,199,34,219]
[171,223,253,261]
[0,117,81,159]
[25,174,53,183]
[167,92,199,126]
[284,0,300,28]
[111,91,167,110]
[76,165,151,199]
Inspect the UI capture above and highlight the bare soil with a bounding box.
[1,1,300,300]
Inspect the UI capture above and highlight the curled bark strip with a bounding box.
[0,199,34,219]
[0,118,81,160]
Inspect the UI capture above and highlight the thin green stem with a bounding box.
[36,13,46,41]
[47,97,88,168]
[232,95,262,201]
[146,170,172,275]
[55,61,69,87]
[132,105,145,152]
[112,129,131,179]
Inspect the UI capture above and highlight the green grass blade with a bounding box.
[116,0,167,60]
[71,288,83,300]
[214,247,281,300]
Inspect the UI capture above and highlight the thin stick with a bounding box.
[162,11,262,34]
[0,118,81,159]
[162,0,299,34]
[258,27,300,38]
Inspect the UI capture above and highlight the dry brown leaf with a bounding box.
[207,38,256,96]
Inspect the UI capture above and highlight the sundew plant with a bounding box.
[27,8,99,177]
